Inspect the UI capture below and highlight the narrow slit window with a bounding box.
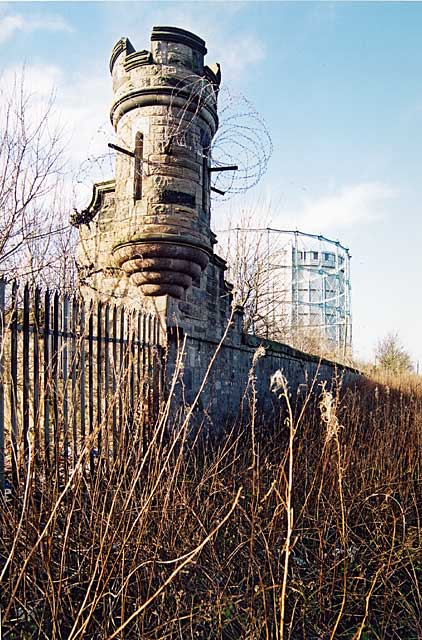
[201,132,211,212]
[134,132,143,200]
[202,147,209,211]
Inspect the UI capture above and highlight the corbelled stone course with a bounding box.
[76,26,230,331]
[74,26,360,430]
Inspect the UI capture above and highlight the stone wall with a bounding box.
[167,329,360,430]
[76,26,222,313]
[74,26,361,430]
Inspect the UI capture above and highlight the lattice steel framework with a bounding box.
[217,228,352,355]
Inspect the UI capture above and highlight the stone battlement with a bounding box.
[74,26,360,428]
[76,26,226,321]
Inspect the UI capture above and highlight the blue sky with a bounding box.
[1,1,421,366]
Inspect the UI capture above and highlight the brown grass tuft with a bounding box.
[1,368,422,639]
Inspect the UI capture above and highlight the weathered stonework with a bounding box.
[75,26,360,428]
[76,26,230,338]
[76,26,238,345]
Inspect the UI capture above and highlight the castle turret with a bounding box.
[76,26,222,301]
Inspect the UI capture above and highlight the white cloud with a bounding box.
[213,34,266,83]
[1,62,111,148]
[0,12,72,44]
[0,14,24,43]
[102,4,266,84]
[284,182,396,232]
[1,64,63,98]
[1,62,113,208]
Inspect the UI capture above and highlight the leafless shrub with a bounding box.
[1,348,421,639]
[375,332,413,374]
[0,71,77,290]
[218,220,354,365]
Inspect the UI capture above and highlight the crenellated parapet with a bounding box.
[76,26,235,341]
[109,26,221,298]
[73,27,358,428]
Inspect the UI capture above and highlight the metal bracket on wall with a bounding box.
[209,165,238,196]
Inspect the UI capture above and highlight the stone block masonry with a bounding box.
[167,331,359,429]
[76,26,220,308]
[73,26,360,429]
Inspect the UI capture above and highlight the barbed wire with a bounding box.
[163,74,217,153]
[210,86,272,199]
[162,76,273,200]
[73,76,273,207]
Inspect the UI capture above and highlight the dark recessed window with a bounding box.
[134,132,143,200]
[201,131,211,212]
[202,147,210,211]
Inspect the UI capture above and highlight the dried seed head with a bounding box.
[270,369,288,397]
[319,383,343,443]
[252,345,266,367]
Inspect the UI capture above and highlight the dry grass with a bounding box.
[1,365,422,639]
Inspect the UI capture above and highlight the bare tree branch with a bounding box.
[0,70,77,290]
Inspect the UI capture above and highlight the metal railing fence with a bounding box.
[0,278,164,492]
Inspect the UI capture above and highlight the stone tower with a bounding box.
[73,26,357,422]
[75,26,238,341]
